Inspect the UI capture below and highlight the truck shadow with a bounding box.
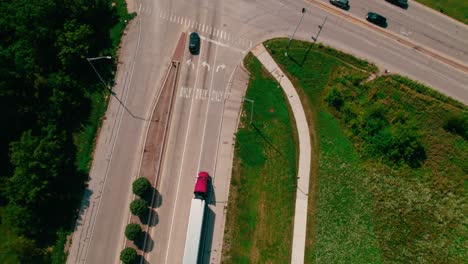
[207,179,216,206]
[200,206,216,264]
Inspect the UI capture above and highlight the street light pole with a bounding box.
[285,7,306,56]
[86,56,112,92]
[242,97,255,124]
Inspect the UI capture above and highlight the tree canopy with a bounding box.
[0,0,128,262]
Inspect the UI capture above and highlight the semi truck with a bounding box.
[182,171,210,264]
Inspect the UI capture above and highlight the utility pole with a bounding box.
[242,98,255,124]
[285,7,306,56]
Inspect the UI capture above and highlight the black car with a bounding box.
[330,0,349,10]
[189,32,200,55]
[385,0,408,9]
[366,12,387,27]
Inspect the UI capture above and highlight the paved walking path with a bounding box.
[252,44,312,264]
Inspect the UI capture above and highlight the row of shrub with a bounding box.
[119,177,153,264]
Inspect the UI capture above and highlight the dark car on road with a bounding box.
[330,0,349,10]
[366,12,387,27]
[385,0,408,9]
[189,32,200,55]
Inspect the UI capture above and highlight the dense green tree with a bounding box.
[57,19,93,68]
[2,203,36,237]
[132,177,152,197]
[125,223,142,241]
[0,0,129,261]
[120,247,138,264]
[130,199,148,217]
[0,236,46,263]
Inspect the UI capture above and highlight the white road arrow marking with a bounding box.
[202,61,210,71]
[216,64,226,72]
[186,59,194,69]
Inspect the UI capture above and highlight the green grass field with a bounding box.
[263,38,467,263]
[222,54,298,263]
[414,0,467,24]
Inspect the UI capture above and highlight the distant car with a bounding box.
[366,12,387,27]
[189,32,200,55]
[385,0,408,8]
[330,0,349,10]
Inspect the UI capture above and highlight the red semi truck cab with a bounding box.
[194,171,210,199]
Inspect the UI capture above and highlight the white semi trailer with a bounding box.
[182,171,210,264]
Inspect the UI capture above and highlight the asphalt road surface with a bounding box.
[67,0,467,263]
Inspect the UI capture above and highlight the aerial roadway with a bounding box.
[67,0,467,263]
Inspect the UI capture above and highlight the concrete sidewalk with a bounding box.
[252,44,312,264]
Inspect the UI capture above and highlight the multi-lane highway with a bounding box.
[67,0,467,263]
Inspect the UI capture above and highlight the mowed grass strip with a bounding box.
[414,0,468,24]
[222,54,298,263]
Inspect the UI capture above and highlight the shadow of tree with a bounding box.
[134,231,154,253]
[139,209,159,227]
[141,187,162,209]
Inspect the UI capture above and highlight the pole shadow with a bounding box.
[251,123,284,158]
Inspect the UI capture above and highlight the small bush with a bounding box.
[120,247,138,264]
[325,87,344,110]
[132,177,151,197]
[443,113,468,139]
[361,104,389,137]
[367,123,426,167]
[130,199,147,217]
[125,223,142,241]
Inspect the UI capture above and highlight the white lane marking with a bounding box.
[197,43,220,170]
[199,35,246,54]
[202,61,211,71]
[216,64,226,72]
[82,6,144,264]
[163,38,204,264]
[179,87,228,102]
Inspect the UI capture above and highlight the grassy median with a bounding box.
[222,54,299,263]
[265,38,467,263]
